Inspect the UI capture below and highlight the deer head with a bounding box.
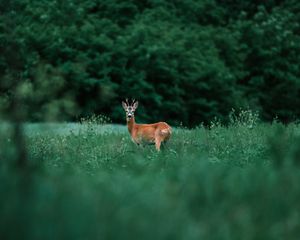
[122,99,138,121]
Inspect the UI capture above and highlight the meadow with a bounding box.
[1,112,300,240]
[2,1,300,239]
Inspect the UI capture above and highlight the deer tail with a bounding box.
[161,127,172,135]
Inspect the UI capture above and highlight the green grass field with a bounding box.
[1,115,300,239]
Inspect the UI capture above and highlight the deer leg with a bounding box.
[155,137,162,151]
[160,141,167,150]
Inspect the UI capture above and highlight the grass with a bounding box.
[1,115,300,239]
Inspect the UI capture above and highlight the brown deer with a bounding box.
[122,99,172,151]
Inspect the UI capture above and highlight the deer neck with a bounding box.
[127,117,136,134]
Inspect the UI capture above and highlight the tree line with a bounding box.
[1,0,300,126]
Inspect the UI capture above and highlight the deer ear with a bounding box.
[122,101,127,110]
[133,101,139,110]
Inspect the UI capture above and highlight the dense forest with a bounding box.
[1,0,300,126]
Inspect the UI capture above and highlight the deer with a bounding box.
[122,99,172,151]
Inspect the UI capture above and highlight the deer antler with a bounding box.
[124,98,137,106]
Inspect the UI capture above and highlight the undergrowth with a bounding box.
[1,112,300,240]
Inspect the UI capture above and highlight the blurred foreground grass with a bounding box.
[1,118,300,239]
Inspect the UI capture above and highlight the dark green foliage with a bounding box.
[1,0,300,126]
[234,5,300,122]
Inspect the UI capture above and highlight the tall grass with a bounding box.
[1,113,300,239]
